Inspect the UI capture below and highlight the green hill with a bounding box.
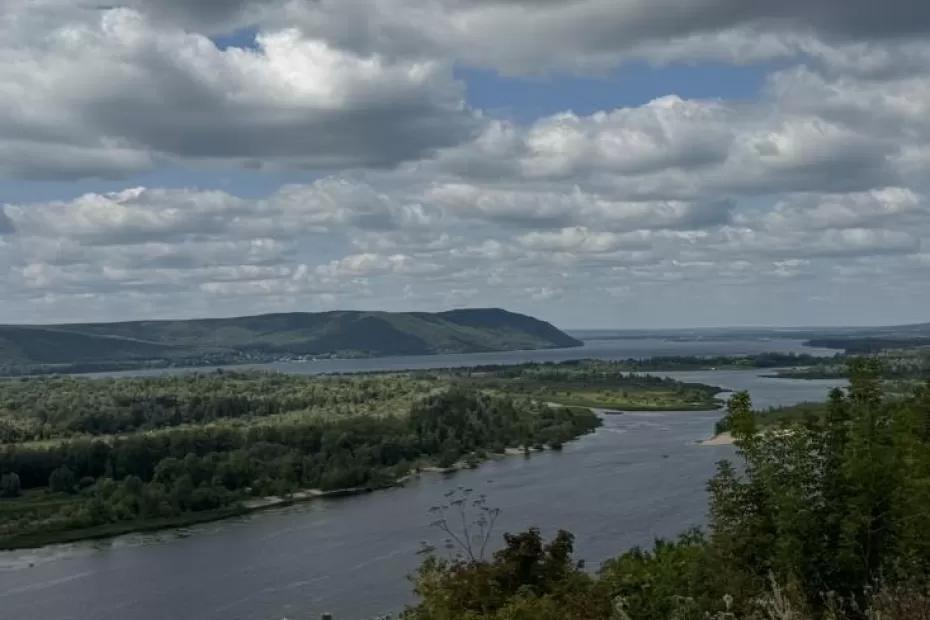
[0,308,581,375]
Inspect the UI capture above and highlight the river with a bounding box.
[0,338,844,620]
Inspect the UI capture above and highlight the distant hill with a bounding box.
[0,308,582,376]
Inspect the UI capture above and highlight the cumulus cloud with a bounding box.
[5,1,929,181]
[3,169,926,325]
[4,1,930,326]
[0,4,476,179]
[256,0,930,74]
[742,188,924,232]
[4,180,438,247]
[433,91,901,201]
[434,97,733,183]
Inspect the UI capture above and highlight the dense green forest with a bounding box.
[0,386,598,549]
[0,361,720,444]
[0,371,432,441]
[403,360,930,619]
[0,361,721,549]
[0,308,581,376]
[454,360,721,410]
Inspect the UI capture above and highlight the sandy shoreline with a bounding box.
[698,431,734,446]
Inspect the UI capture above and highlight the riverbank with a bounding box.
[595,402,721,413]
[0,506,249,550]
[698,432,734,446]
[0,481,402,551]
[0,428,598,551]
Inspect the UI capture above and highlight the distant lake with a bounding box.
[2,337,844,620]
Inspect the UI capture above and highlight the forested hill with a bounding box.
[0,308,582,375]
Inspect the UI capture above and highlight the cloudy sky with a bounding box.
[1,1,929,328]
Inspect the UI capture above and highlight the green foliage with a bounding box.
[0,373,601,548]
[704,359,930,611]
[455,360,722,411]
[48,466,76,494]
[0,371,431,440]
[0,362,721,548]
[0,472,20,498]
[0,362,709,443]
[748,401,828,429]
[405,528,610,620]
[405,360,930,619]
[599,531,718,620]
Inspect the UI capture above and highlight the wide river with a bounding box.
[0,338,844,620]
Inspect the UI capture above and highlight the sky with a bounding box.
[1,1,929,329]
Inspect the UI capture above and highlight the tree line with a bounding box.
[0,371,431,441]
[0,387,598,548]
[0,362,717,443]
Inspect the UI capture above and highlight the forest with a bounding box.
[440,360,722,410]
[0,362,725,548]
[0,360,723,549]
[402,359,930,619]
[0,382,599,549]
[0,361,720,444]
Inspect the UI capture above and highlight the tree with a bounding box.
[405,527,607,620]
[49,466,77,494]
[1,472,21,498]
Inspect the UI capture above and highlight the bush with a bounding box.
[0,472,21,498]
[49,466,77,494]
[404,364,930,619]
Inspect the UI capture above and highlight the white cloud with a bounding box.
[743,188,924,232]
[3,1,930,326]
[518,227,628,253]
[520,97,732,177]
[254,0,930,74]
[0,5,476,179]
